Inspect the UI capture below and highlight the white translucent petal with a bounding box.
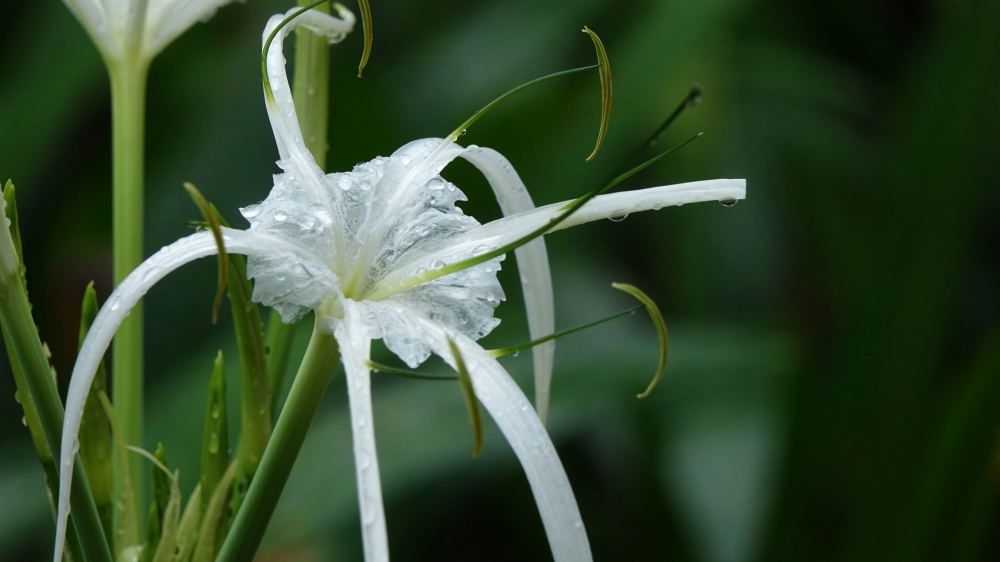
[61,0,119,58]
[142,0,239,58]
[375,179,747,293]
[353,303,592,562]
[52,228,323,562]
[333,300,390,562]
[262,7,354,181]
[460,146,556,423]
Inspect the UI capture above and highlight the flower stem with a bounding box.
[216,324,341,562]
[265,0,332,411]
[109,60,150,525]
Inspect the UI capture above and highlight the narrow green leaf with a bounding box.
[151,476,182,562]
[210,205,271,480]
[192,460,239,562]
[99,391,141,553]
[200,351,230,513]
[611,283,668,398]
[367,360,459,381]
[173,484,202,562]
[582,26,612,161]
[0,180,112,562]
[489,305,643,358]
[184,183,227,324]
[449,337,483,458]
[356,0,373,77]
[78,281,115,547]
[139,443,172,562]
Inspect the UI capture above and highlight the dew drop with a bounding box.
[426,178,445,191]
[337,176,353,191]
[21,416,27,427]
[274,211,288,221]
[208,432,219,454]
[460,129,468,136]
[608,214,629,222]
[241,204,262,218]
[512,351,520,358]
[401,156,412,166]
[432,260,445,269]
[210,403,220,419]
[720,198,738,207]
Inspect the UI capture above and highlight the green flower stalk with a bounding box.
[60,0,245,509]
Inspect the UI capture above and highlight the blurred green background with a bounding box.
[2,0,999,560]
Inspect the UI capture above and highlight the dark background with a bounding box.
[1,0,999,560]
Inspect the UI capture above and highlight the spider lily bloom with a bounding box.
[54,7,746,562]
[61,0,241,64]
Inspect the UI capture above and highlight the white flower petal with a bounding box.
[359,305,592,562]
[262,7,354,181]
[143,0,239,58]
[333,300,390,562]
[375,179,747,293]
[460,146,556,423]
[61,0,119,58]
[52,228,321,562]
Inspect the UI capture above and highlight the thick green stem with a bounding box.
[216,325,340,562]
[109,60,149,523]
[265,0,332,412]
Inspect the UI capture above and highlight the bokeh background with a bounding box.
[2,0,999,560]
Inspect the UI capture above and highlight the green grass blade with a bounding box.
[139,443,172,562]
[184,183,227,324]
[78,281,115,547]
[200,351,229,513]
[173,484,202,562]
[582,27,612,161]
[449,338,483,458]
[0,180,113,562]
[611,283,668,398]
[99,391,141,554]
[192,460,239,562]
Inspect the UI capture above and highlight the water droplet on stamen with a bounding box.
[460,129,468,136]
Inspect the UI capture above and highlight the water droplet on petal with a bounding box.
[241,204,262,218]
[720,198,738,207]
[337,176,353,191]
[274,211,288,221]
[608,214,628,222]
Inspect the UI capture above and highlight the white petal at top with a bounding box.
[61,0,246,62]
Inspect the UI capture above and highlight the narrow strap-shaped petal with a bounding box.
[333,300,390,562]
[460,147,556,424]
[262,7,354,180]
[373,179,746,294]
[361,303,592,562]
[53,228,311,562]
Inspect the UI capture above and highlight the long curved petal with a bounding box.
[334,300,390,562]
[53,228,307,562]
[460,147,556,424]
[262,6,354,178]
[61,0,117,58]
[364,304,592,562]
[372,178,746,295]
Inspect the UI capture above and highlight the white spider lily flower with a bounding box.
[54,8,746,562]
[62,0,244,63]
